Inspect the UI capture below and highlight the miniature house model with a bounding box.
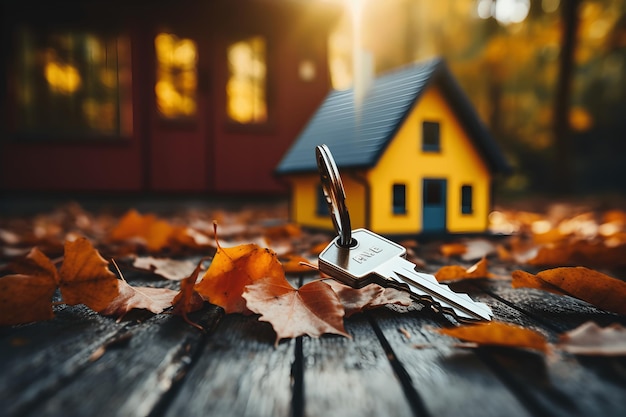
[276,58,510,235]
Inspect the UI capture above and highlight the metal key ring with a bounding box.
[316,144,352,247]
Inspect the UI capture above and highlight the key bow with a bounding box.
[316,144,353,247]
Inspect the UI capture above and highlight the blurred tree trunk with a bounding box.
[552,0,581,192]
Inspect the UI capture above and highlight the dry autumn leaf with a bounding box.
[280,254,317,274]
[243,279,349,345]
[108,209,177,252]
[325,280,412,317]
[133,256,198,281]
[172,259,208,329]
[512,267,626,315]
[0,248,58,325]
[434,257,493,282]
[59,237,120,312]
[557,321,626,356]
[100,280,177,317]
[195,242,286,314]
[437,321,548,352]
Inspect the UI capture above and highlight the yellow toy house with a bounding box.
[276,58,510,235]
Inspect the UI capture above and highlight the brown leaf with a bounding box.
[325,280,412,317]
[437,321,548,352]
[133,256,198,281]
[512,267,626,315]
[58,237,120,312]
[243,280,349,345]
[0,248,58,325]
[100,280,177,317]
[434,257,493,282]
[195,243,286,314]
[557,321,626,356]
[172,259,207,329]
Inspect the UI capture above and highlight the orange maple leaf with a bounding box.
[512,267,626,315]
[58,237,120,312]
[243,279,349,345]
[195,242,286,314]
[438,321,548,352]
[0,248,58,325]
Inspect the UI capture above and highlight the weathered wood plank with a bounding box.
[460,280,626,417]
[21,307,220,417]
[370,307,533,417]
[0,305,127,416]
[161,313,295,417]
[301,312,415,417]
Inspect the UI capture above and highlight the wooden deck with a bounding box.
[2,272,626,417]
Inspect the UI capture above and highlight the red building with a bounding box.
[0,0,339,194]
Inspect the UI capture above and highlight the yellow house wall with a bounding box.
[367,85,491,234]
[287,173,367,232]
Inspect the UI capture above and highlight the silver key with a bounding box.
[315,144,492,322]
[318,228,493,321]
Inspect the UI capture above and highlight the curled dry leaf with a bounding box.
[108,209,179,252]
[59,238,120,312]
[133,256,198,281]
[437,321,548,352]
[243,280,349,345]
[0,248,58,325]
[172,259,208,330]
[434,257,493,282]
[195,243,286,314]
[325,280,412,317]
[557,321,626,356]
[512,267,626,315]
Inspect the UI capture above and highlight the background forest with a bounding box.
[328,0,626,195]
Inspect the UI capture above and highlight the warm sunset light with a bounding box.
[155,32,198,118]
[44,60,81,94]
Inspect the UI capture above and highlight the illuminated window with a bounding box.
[155,32,198,119]
[14,27,132,137]
[226,36,267,124]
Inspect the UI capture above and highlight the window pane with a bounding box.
[317,185,329,216]
[15,27,132,137]
[227,36,267,124]
[155,32,198,119]
[422,121,440,152]
[392,183,407,214]
[461,185,473,214]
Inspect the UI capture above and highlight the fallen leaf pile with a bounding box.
[2,202,626,352]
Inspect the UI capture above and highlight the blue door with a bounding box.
[422,179,447,232]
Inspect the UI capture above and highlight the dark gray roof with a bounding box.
[276,57,511,175]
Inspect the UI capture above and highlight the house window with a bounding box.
[155,32,198,119]
[13,26,132,138]
[316,185,329,216]
[392,184,407,215]
[422,121,440,152]
[226,36,267,124]
[461,185,473,214]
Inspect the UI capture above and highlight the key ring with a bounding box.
[316,144,353,247]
